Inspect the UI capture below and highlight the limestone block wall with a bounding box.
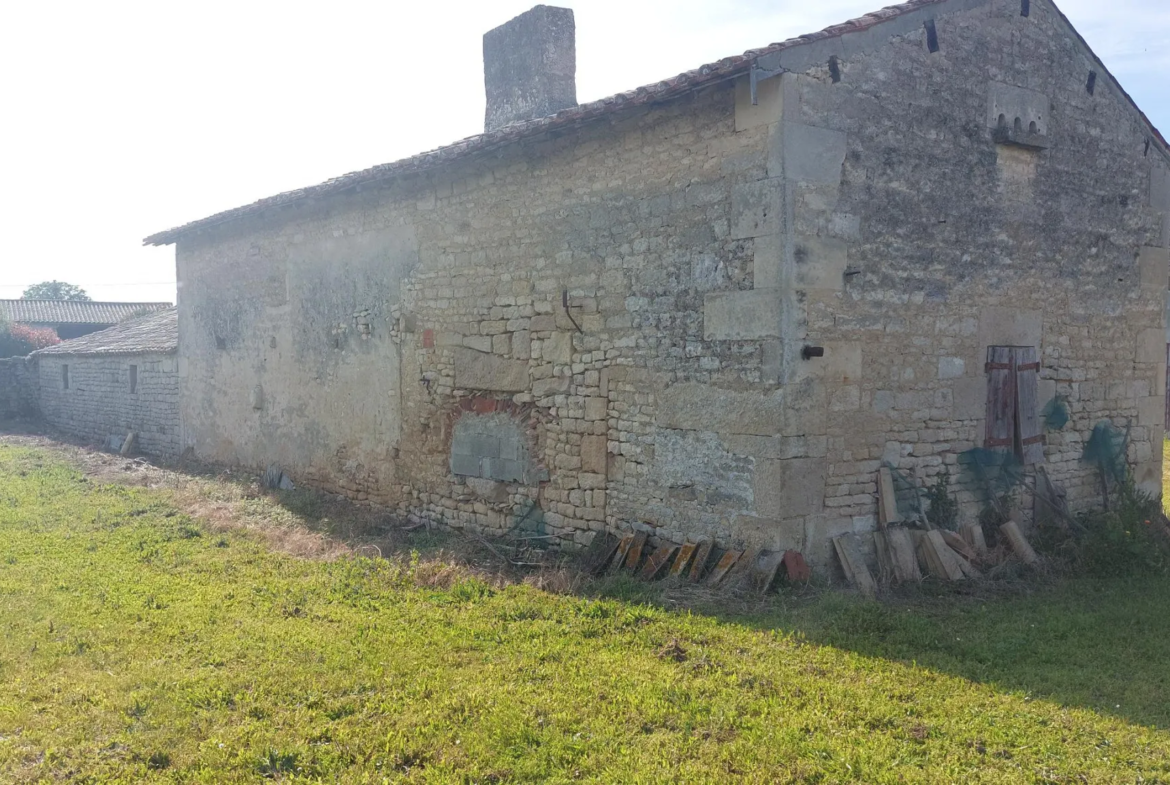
[36,354,180,456]
[174,0,1168,565]
[0,357,37,419]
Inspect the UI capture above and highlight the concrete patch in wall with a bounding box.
[754,458,826,519]
[703,289,781,340]
[652,428,754,509]
[730,514,804,553]
[453,348,529,392]
[977,307,1042,349]
[793,236,850,291]
[1139,247,1170,291]
[783,123,847,186]
[451,411,540,484]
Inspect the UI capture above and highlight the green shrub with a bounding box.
[1071,481,1170,576]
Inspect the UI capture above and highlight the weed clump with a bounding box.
[925,467,959,531]
[1070,481,1170,577]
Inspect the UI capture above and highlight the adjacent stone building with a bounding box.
[32,309,180,456]
[1,300,172,340]
[145,0,1170,565]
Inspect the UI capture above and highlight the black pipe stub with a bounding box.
[802,346,826,360]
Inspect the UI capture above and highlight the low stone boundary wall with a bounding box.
[0,357,37,419]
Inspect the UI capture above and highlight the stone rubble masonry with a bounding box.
[35,354,180,457]
[0,358,38,420]
[171,0,1168,568]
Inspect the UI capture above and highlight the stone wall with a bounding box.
[36,354,180,456]
[174,0,1169,565]
[0,357,37,420]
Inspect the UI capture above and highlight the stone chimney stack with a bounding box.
[483,6,577,133]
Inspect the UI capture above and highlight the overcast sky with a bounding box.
[1,0,1165,304]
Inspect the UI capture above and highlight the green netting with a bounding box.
[1042,395,1071,431]
[1081,420,1129,483]
[957,447,1025,504]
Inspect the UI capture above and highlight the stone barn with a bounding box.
[0,300,172,340]
[144,0,1169,566]
[32,309,181,456]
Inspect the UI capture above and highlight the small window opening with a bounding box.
[1021,0,1030,16]
[828,55,841,83]
[1028,120,1038,134]
[997,113,1007,129]
[1014,117,1024,133]
[130,364,138,394]
[62,365,69,390]
[1086,71,1097,95]
[1145,139,1152,157]
[924,20,940,53]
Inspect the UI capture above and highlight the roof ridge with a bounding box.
[144,0,1165,246]
[32,307,178,357]
[1,299,173,305]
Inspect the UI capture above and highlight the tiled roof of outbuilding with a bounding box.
[33,308,178,357]
[143,0,1168,247]
[1,300,172,326]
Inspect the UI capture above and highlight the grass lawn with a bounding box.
[1,443,1169,782]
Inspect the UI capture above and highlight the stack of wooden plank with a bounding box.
[581,530,812,595]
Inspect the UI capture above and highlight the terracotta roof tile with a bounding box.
[144,0,1167,247]
[1,300,173,326]
[33,308,178,357]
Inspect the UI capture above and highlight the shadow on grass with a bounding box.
[5,423,1168,731]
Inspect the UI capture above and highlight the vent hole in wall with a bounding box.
[1145,139,1151,157]
[1021,0,1030,16]
[1087,71,1097,95]
[829,55,841,83]
[924,20,939,53]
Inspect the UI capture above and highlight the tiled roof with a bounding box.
[144,0,1168,247]
[33,308,178,357]
[1,300,173,326]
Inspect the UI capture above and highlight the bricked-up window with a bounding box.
[129,365,138,394]
[61,364,69,390]
[985,346,1044,464]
